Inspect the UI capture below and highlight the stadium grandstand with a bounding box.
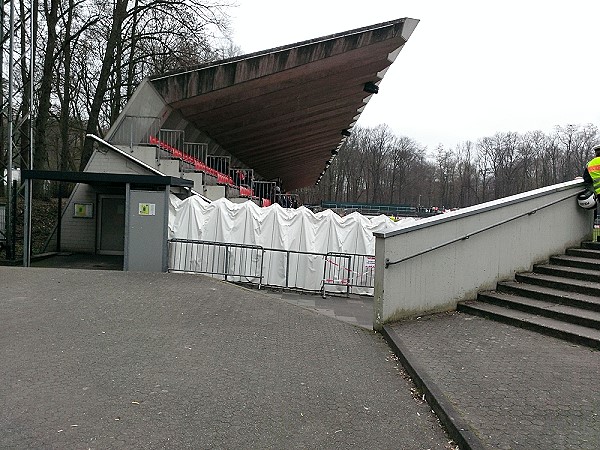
[101,17,419,203]
[22,17,420,274]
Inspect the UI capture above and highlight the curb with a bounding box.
[382,324,487,450]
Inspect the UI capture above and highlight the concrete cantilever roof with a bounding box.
[149,18,419,191]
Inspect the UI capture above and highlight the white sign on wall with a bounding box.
[73,203,93,218]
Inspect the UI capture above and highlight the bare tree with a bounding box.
[362,125,394,203]
[455,141,477,207]
[78,0,234,170]
[33,0,60,175]
[387,135,422,204]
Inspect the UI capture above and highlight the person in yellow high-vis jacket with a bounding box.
[583,144,600,240]
[584,144,600,194]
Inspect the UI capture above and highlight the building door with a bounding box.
[98,195,125,255]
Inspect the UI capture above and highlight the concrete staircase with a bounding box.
[458,241,600,349]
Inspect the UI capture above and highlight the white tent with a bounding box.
[168,195,418,293]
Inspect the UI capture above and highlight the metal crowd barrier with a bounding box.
[168,238,375,296]
[322,252,376,298]
[168,239,265,288]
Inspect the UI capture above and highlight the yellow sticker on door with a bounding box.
[138,203,156,216]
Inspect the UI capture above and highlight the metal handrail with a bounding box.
[385,192,578,268]
[169,238,264,250]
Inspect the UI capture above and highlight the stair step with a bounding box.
[496,281,600,312]
[550,254,600,271]
[581,240,600,250]
[515,272,600,297]
[533,263,600,283]
[566,247,600,260]
[458,301,600,349]
[477,291,600,329]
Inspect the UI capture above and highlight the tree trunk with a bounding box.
[18,0,32,170]
[33,0,58,183]
[59,0,75,172]
[80,0,128,171]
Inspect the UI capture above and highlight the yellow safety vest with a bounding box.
[587,157,600,195]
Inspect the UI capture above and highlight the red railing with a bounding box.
[149,135,273,205]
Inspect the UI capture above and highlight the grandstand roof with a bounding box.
[148,18,419,191]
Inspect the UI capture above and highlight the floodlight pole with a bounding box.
[2,0,35,262]
[5,0,15,260]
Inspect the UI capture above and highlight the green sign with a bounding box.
[138,203,156,216]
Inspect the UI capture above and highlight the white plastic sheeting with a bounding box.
[168,195,417,292]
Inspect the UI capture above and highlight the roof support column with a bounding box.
[123,182,130,271]
[162,186,170,272]
[22,177,32,267]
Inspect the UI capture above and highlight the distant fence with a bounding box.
[168,238,375,296]
[321,200,416,216]
[320,200,439,217]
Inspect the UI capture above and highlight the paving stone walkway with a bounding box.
[386,311,600,450]
[0,267,453,449]
[6,263,594,449]
[261,289,374,330]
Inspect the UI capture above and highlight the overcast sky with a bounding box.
[229,0,600,154]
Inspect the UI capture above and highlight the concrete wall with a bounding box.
[155,159,181,177]
[229,197,250,204]
[58,184,98,253]
[373,180,592,329]
[59,149,156,253]
[180,172,204,191]
[104,80,170,145]
[203,185,226,201]
[126,145,157,167]
[84,147,153,176]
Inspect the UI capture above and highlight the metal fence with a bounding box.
[168,238,375,297]
[168,239,264,287]
[230,168,253,188]
[109,115,161,148]
[158,129,185,156]
[109,116,212,168]
[206,155,230,174]
[183,142,208,167]
[252,180,277,203]
[322,252,375,297]
[321,200,417,215]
